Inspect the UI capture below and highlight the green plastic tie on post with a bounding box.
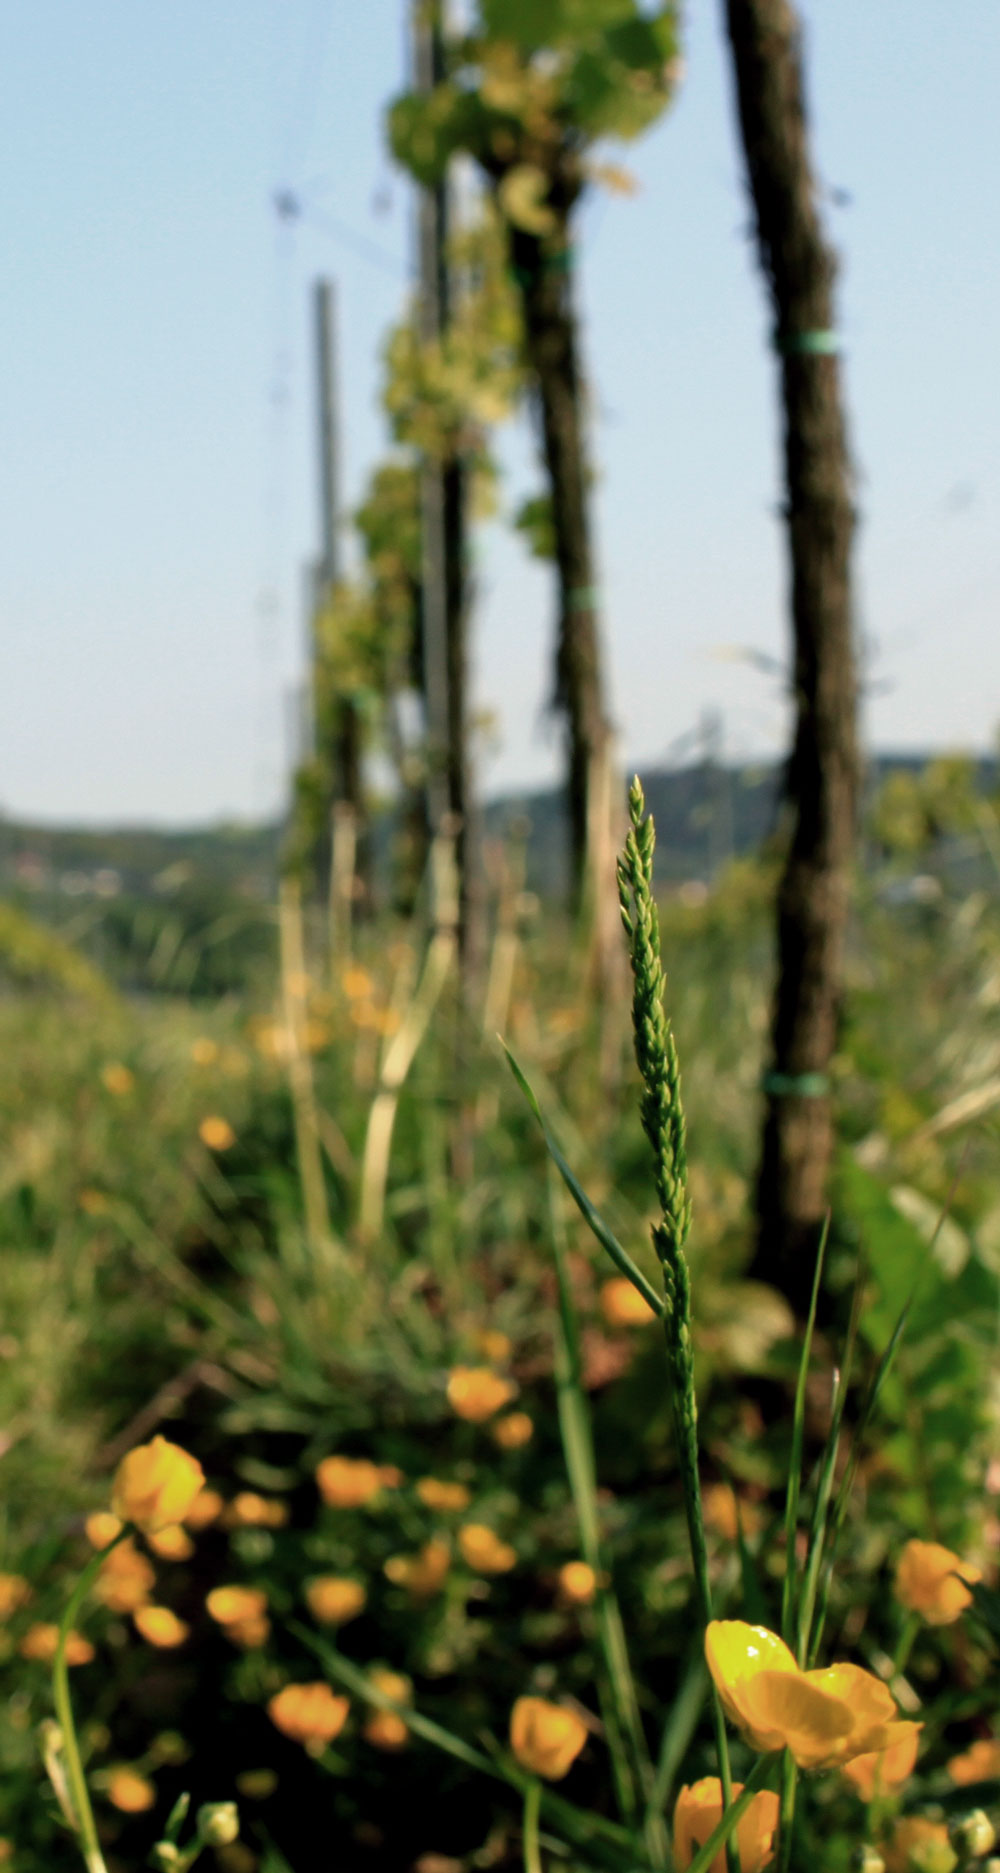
[762,1071,831,1098]
[774,329,840,357]
[567,586,598,610]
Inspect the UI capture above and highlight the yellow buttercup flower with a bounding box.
[446,1366,516,1423]
[415,1477,471,1512]
[132,1605,190,1649]
[509,1697,587,1780]
[198,1114,236,1151]
[842,1725,922,1801]
[268,1683,349,1750]
[20,1623,94,1665]
[206,1586,268,1627]
[883,1817,954,1873]
[148,1524,194,1561]
[84,1512,123,1550]
[227,1492,289,1529]
[364,1669,412,1751]
[93,1539,155,1613]
[477,1329,512,1364]
[702,1484,764,1543]
[458,1524,517,1574]
[224,1615,271,1649]
[384,1538,451,1597]
[106,1767,156,1813]
[557,1560,597,1605]
[305,1577,367,1625]
[111,1436,205,1534]
[184,1486,225,1529]
[599,1277,657,1327]
[894,1539,980,1626]
[673,1777,780,1872]
[492,1411,534,1450]
[947,1735,1000,1785]
[315,1455,384,1508]
[0,1572,32,1618]
[101,1062,134,1097]
[705,1621,912,1770]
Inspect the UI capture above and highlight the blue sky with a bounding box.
[4,3,999,825]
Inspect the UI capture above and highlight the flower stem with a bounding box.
[776,1750,798,1873]
[52,1531,129,1873]
[891,1611,920,1683]
[522,1778,543,1873]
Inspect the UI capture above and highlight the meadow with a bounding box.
[1,796,998,1873]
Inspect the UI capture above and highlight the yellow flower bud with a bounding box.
[196,1802,240,1846]
[509,1697,587,1781]
[111,1437,205,1534]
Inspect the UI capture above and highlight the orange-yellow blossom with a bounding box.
[132,1605,190,1649]
[947,1735,1000,1785]
[268,1683,349,1749]
[184,1486,225,1529]
[415,1477,471,1512]
[363,1669,412,1751]
[20,1624,94,1665]
[458,1524,517,1574]
[106,1767,156,1813]
[705,1621,916,1771]
[305,1577,367,1625]
[227,1492,289,1529]
[198,1114,236,1151]
[882,1817,954,1873]
[148,1523,194,1561]
[557,1561,597,1605]
[0,1573,32,1618]
[600,1277,657,1327]
[509,1697,587,1780]
[384,1538,451,1597]
[894,1539,980,1626]
[315,1455,384,1508]
[93,1539,155,1613]
[446,1366,515,1423]
[111,1437,205,1534]
[84,1512,123,1550]
[492,1411,534,1450]
[206,1586,268,1627]
[842,1724,921,1801]
[673,1778,779,1872]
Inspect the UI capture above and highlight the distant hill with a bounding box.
[1,754,992,907]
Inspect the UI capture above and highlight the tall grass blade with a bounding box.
[502,1043,665,1319]
[779,1217,828,1647]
